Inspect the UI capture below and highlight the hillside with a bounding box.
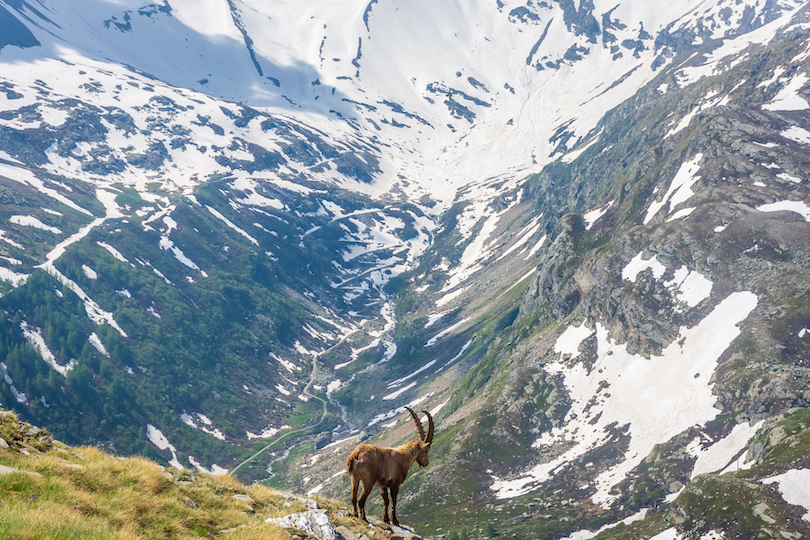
[0,408,425,540]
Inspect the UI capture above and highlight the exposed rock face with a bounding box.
[267,510,339,540]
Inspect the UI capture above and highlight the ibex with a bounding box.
[347,407,434,526]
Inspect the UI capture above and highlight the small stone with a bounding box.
[232,494,255,504]
[337,526,357,540]
[182,497,197,509]
[0,438,8,448]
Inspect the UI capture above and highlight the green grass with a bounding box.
[0,411,404,540]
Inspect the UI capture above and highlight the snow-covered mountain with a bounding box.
[2,0,810,538]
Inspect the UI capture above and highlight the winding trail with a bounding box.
[230,352,329,478]
[231,297,394,479]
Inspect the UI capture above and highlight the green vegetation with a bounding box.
[0,195,321,468]
[0,410,410,540]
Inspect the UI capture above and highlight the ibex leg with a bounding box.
[358,483,372,522]
[350,476,360,518]
[380,486,390,524]
[390,484,400,527]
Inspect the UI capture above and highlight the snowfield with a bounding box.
[492,291,758,506]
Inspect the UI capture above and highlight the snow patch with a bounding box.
[88,332,109,356]
[425,317,470,347]
[492,292,758,506]
[21,321,75,375]
[756,200,810,221]
[181,412,226,440]
[763,73,810,111]
[781,126,810,145]
[688,420,764,479]
[644,154,703,224]
[1,362,27,403]
[147,424,184,470]
[762,469,810,521]
[10,215,61,234]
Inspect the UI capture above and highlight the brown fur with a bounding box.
[346,409,433,526]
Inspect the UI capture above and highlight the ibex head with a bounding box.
[405,407,434,467]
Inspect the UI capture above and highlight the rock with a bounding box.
[337,525,357,540]
[295,496,320,509]
[316,432,332,449]
[232,494,255,504]
[0,438,8,448]
[0,464,41,477]
[182,496,197,509]
[266,509,339,540]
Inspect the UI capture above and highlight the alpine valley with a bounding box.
[1,0,810,538]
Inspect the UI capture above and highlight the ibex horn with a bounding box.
[405,407,426,441]
[423,410,434,445]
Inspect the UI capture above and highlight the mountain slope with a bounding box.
[271,5,810,539]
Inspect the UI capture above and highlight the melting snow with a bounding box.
[0,266,28,286]
[181,412,226,440]
[649,529,680,540]
[554,323,594,361]
[756,200,810,221]
[368,394,432,427]
[188,456,229,476]
[1,362,26,403]
[495,216,543,261]
[688,420,764,479]
[644,154,703,225]
[206,205,259,245]
[88,332,109,356]
[492,292,758,506]
[762,73,810,111]
[781,126,810,144]
[382,381,417,401]
[271,352,302,373]
[560,508,648,540]
[10,215,61,234]
[425,317,470,347]
[387,360,437,389]
[21,321,75,375]
[98,242,130,263]
[82,265,97,280]
[247,425,290,440]
[622,252,666,282]
[147,424,184,470]
[762,469,810,521]
[667,207,695,222]
[0,163,91,216]
[624,253,712,308]
[424,312,447,328]
[664,266,713,308]
[583,202,613,230]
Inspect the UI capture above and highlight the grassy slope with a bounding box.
[0,409,404,540]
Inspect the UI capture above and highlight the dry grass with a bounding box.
[0,412,397,540]
[0,412,298,539]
